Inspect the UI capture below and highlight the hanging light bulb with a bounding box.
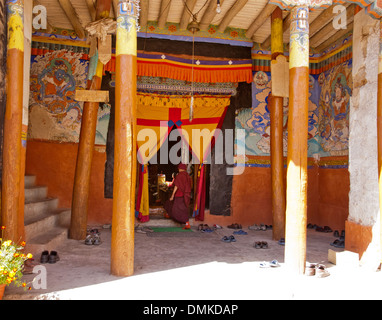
[216,0,221,14]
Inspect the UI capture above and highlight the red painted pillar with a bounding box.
[111,0,138,277]
[69,0,112,240]
[1,0,24,242]
[284,5,309,275]
[270,7,286,241]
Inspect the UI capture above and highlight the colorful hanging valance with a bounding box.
[137,93,231,109]
[105,53,253,84]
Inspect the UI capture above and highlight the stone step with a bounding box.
[25,226,69,255]
[24,185,48,203]
[24,209,70,243]
[24,197,59,217]
[24,175,36,188]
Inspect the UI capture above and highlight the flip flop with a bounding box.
[233,229,248,235]
[259,261,270,268]
[269,260,280,267]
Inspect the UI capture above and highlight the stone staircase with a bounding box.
[24,175,70,255]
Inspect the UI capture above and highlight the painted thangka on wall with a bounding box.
[236,60,351,159]
[28,49,110,144]
[318,60,352,156]
[236,70,321,158]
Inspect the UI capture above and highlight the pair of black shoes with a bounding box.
[330,230,345,248]
[40,250,60,264]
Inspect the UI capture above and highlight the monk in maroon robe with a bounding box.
[164,163,192,229]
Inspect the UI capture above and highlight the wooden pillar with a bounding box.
[110,0,138,277]
[284,5,309,275]
[69,0,112,240]
[378,20,382,265]
[1,0,24,241]
[270,7,285,241]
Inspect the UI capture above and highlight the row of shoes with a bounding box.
[85,229,101,245]
[248,223,272,231]
[330,230,345,248]
[305,263,330,278]
[40,250,60,264]
[198,224,223,232]
[307,224,333,233]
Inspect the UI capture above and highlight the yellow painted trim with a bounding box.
[289,33,309,69]
[95,60,104,78]
[8,14,24,52]
[271,18,284,55]
[116,17,137,57]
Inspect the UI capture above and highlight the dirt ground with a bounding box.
[3,221,382,300]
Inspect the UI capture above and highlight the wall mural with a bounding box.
[318,59,352,156]
[236,59,352,159]
[28,49,110,145]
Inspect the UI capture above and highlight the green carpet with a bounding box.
[150,227,193,233]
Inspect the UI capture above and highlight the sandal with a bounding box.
[261,241,268,249]
[221,236,231,243]
[227,223,242,229]
[85,234,93,245]
[333,239,344,248]
[228,235,236,242]
[269,259,280,267]
[254,241,262,249]
[248,224,261,230]
[305,263,317,276]
[315,264,330,278]
[260,261,270,268]
[233,229,248,235]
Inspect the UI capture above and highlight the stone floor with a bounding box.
[3,221,382,300]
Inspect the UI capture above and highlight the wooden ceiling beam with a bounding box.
[261,12,290,49]
[199,0,224,31]
[310,4,354,48]
[179,0,198,30]
[245,3,277,39]
[218,0,248,33]
[85,0,97,21]
[139,0,149,29]
[315,21,353,52]
[158,0,172,29]
[58,0,86,39]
